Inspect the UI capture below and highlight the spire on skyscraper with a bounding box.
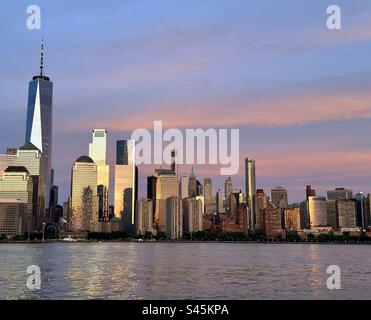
[190,166,196,178]
[40,38,44,76]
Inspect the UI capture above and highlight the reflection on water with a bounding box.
[0,243,370,300]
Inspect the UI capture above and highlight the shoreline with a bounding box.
[1,240,371,245]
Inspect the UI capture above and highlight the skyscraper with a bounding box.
[147,175,157,222]
[136,198,155,236]
[0,166,33,234]
[183,197,203,234]
[70,156,98,232]
[306,185,316,200]
[216,189,225,214]
[271,186,288,209]
[245,158,256,230]
[114,140,138,232]
[308,196,327,228]
[188,167,197,198]
[225,177,233,201]
[180,175,189,199]
[16,143,44,230]
[89,129,109,221]
[254,189,269,230]
[327,188,353,200]
[155,169,179,231]
[166,195,183,239]
[0,200,24,238]
[25,40,53,211]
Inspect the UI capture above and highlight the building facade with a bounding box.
[70,156,98,232]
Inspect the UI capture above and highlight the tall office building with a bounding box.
[306,185,316,199]
[308,196,328,228]
[183,197,203,233]
[25,41,53,210]
[136,198,155,236]
[15,143,44,230]
[216,189,225,214]
[180,175,189,199]
[337,199,356,229]
[89,129,109,221]
[245,158,256,229]
[188,167,197,198]
[0,199,24,238]
[171,149,177,173]
[70,156,98,232]
[204,178,212,205]
[271,186,288,209]
[0,167,33,234]
[155,169,179,231]
[114,140,138,232]
[147,175,157,222]
[224,177,233,202]
[327,188,353,200]
[352,193,370,231]
[166,195,183,239]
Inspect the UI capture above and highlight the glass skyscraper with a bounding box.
[25,41,53,211]
[114,140,138,233]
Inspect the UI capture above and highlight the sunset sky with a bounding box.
[1,0,371,203]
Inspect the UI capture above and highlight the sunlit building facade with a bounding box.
[155,169,179,231]
[89,129,109,221]
[183,197,203,234]
[0,167,33,234]
[166,195,183,239]
[25,42,53,210]
[245,158,256,229]
[136,198,155,236]
[114,140,138,233]
[70,156,98,232]
[0,200,24,238]
[308,196,328,228]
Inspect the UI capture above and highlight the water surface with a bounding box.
[0,243,369,299]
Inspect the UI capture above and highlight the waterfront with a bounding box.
[0,243,370,300]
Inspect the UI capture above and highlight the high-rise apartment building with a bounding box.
[254,189,269,230]
[245,158,256,230]
[136,198,155,236]
[283,207,301,230]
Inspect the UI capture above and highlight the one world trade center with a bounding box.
[25,40,53,212]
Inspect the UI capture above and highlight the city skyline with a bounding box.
[1,1,371,203]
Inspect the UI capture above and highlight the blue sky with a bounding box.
[1,0,371,203]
